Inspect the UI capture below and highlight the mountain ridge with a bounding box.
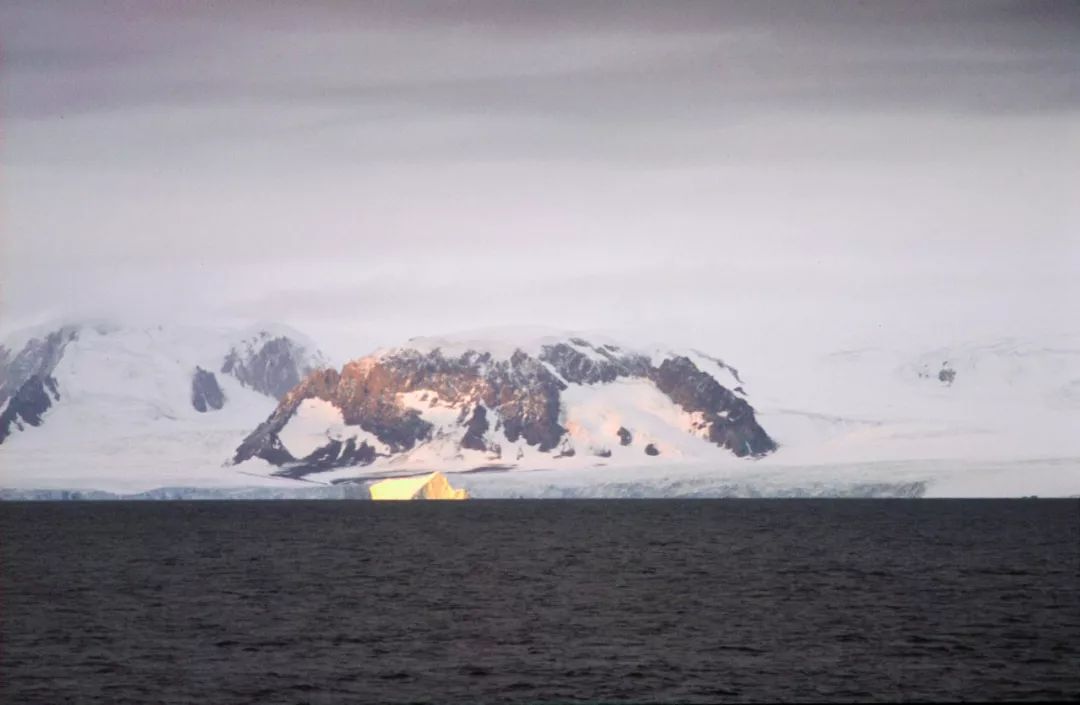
[231,332,776,482]
[1,322,1077,497]
[0,320,330,492]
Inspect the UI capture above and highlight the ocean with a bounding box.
[1,499,1078,703]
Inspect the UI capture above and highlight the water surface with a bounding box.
[2,499,1078,703]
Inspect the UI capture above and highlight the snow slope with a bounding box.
[275,332,1080,497]
[2,322,1077,497]
[232,330,774,485]
[278,398,389,459]
[293,377,743,485]
[0,321,328,492]
[749,334,1080,465]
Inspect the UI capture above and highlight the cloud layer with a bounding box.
[2,1,1077,359]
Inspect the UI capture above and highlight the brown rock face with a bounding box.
[232,337,777,477]
[460,404,490,452]
[233,348,569,470]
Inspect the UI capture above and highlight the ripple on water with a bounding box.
[1,498,1078,703]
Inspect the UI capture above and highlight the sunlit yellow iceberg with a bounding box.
[368,471,469,500]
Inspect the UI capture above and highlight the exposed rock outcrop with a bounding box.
[222,333,326,400]
[272,438,379,479]
[0,326,78,406]
[0,375,61,443]
[651,356,774,457]
[460,404,490,452]
[0,326,80,444]
[537,340,651,384]
[232,335,776,478]
[191,367,226,412]
[0,321,328,446]
[916,360,958,387]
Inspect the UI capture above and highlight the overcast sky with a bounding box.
[1,1,1077,362]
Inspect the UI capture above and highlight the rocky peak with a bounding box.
[221,331,328,400]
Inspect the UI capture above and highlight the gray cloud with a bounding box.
[5,1,1078,122]
[1,1,1077,358]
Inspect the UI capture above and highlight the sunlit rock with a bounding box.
[231,332,776,478]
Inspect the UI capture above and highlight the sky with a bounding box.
[1,0,1078,363]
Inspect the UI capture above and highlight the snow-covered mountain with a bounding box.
[230,332,776,483]
[1,322,1077,498]
[749,334,1080,468]
[427,334,1078,499]
[0,320,329,492]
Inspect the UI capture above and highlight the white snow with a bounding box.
[294,333,1080,497]
[560,378,714,459]
[5,324,1079,498]
[226,322,332,372]
[687,349,743,390]
[373,326,635,362]
[746,334,1080,468]
[300,377,741,484]
[278,398,388,459]
[0,322,316,492]
[398,390,466,432]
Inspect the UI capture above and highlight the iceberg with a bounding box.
[368,471,469,501]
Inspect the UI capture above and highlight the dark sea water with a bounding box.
[2,500,1078,704]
